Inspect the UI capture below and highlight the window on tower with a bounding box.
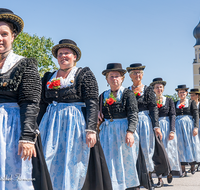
[199,54,200,59]
[196,54,197,59]
[199,67,200,74]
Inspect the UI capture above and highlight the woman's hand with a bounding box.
[154,128,163,140]
[169,132,175,140]
[193,128,198,136]
[18,142,36,161]
[125,131,134,147]
[86,132,97,148]
[98,111,104,123]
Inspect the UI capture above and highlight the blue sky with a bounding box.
[2,0,200,95]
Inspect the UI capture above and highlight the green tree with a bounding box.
[13,31,58,76]
[164,93,179,102]
[164,93,190,102]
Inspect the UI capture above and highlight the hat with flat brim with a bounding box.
[150,77,166,86]
[0,8,24,36]
[102,63,127,76]
[175,84,189,91]
[52,39,81,61]
[126,63,145,72]
[189,88,200,94]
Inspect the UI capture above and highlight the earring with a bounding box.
[107,83,109,87]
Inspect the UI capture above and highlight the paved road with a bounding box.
[150,168,200,190]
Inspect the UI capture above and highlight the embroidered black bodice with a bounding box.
[135,85,159,128]
[37,67,99,131]
[175,99,199,128]
[158,97,176,132]
[0,58,41,142]
[100,88,138,133]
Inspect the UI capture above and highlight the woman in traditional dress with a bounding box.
[37,39,112,190]
[175,85,200,177]
[150,78,181,187]
[98,63,141,190]
[189,88,200,172]
[0,8,52,190]
[126,63,171,189]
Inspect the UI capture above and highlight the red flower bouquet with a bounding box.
[179,104,185,109]
[134,92,141,96]
[47,78,61,89]
[156,100,163,108]
[104,92,117,106]
[157,103,163,108]
[106,98,116,105]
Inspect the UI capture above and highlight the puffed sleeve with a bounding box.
[80,67,99,132]
[125,89,138,133]
[168,98,176,132]
[191,100,199,128]
[18,58,41,142]
[145,86,159,128]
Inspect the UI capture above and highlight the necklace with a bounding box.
[132,83,143,88]
[0,49,11,61]
[59,67,73,72]
[111,89,118,93]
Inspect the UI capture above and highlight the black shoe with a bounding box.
[167,174,173,183]
[191,169,195,175]
[196,165,200,172]
[150,179,155,189]
[150,185,155,190]
[180,171,187,178]
[155,181,164,188]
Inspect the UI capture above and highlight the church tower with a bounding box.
[193,21,200,89]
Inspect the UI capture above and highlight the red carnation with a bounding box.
[106,98,116,105]
[134,92,141,96]
[49,83,53,89]
[157,103,163,108]
[53,80,61,87]
[179,104,185,109]
[47,81,51,85]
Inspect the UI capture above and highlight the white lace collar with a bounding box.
[176,99,189,108]
[104,86,125,102]
[49,66,78,88]
[1,50,24,74]
[128,85,145,96]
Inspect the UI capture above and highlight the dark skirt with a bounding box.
[82,135,113,190]
[32,134,53,190]
[153,135,172,176]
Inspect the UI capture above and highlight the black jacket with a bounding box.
[0,58,52,190]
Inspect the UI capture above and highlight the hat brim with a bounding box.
[102,69,127,76]
[0,13,24,35]
[126,66,145,72]
[175,88,189,91]
[52,43,81,62]
[150,81,166,87]
[189,91,200,94]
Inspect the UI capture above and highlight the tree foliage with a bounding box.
[13,31,58,76]
[164,93,190,102]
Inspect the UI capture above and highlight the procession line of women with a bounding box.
[0,8,200,190]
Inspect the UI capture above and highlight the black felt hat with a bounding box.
[175,84,189,91]
[102,63,127,76]
[189,88,200,94]
[0,8,24,35]
[150,77,166,86]
[52,39,81,61]
[126,63,145,72]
